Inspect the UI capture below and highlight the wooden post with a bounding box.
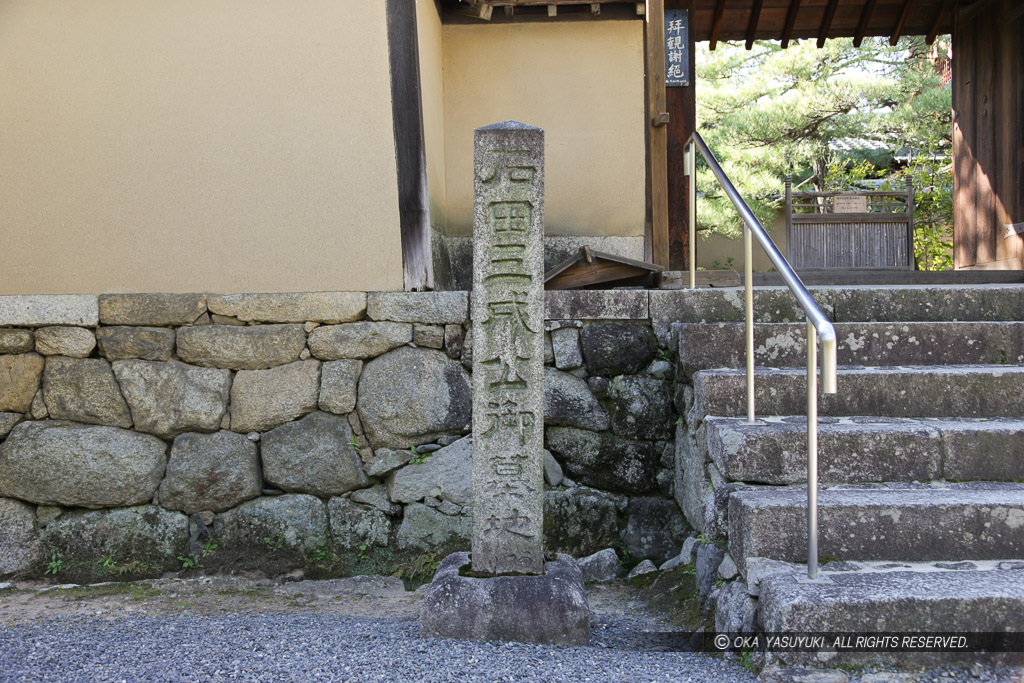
[645,0,670,268]
[666,0,696,271]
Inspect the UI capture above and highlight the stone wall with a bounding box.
[0,291,688,582]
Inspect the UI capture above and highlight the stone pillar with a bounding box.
[471,121,545,576]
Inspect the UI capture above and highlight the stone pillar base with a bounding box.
[419,551,590,646]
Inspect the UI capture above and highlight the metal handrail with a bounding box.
[683,131,838,581]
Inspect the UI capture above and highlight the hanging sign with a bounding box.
[665,9,690,87]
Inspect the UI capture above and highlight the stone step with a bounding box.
[704,416,1024,485]
[757,568,1024,647]
[727,483,1024,572]
[650,284,1024,343]
[690,365,1024,421]
[675,321,1024,375]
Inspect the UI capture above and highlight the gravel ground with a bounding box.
[0,578,1021,682]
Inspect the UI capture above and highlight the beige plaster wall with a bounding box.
[417,0,448,234]
[696,215,789,272]
[0,0,403,294]
[441,20,645,238]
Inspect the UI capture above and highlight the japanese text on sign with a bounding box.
[665,9,689,87]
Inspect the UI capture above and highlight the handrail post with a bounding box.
[807,321,819,580]
[687,141,696,289]
[744,222,755,423]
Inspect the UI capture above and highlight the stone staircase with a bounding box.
[670,284,1024,654]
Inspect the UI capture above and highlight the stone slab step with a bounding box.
[704,416,1024,485]
[675,321,1024,375]
[728,483,1024,572]
[691,365,1024,421]
[650,284,1024,344]
[757,568,1024,644]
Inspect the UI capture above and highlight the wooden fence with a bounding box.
[785,177,915,269]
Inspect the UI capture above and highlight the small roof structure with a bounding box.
[544,246,664,289]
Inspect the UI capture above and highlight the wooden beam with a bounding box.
[926,0,950,44]
[853,0,877,47]
[890,0,913,45]
[817,0,840,48]
[665,0,695,271]
[449,0,493,20]
[645,0,670,268]
[781,0,801,48]
[709,0,726,51]
[745,0,764,50]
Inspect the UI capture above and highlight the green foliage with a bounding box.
[45,553,64,576]
[409,445,431,465]
[696,36,951,238]
[391,552,442,585]
[263,533,285,552]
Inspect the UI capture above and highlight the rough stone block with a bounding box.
[0,413,23,439]
[318,359,362,415]
[211,494,328,569]
[158,431,261,514]
[396,502,470,553]
[308,322,412,360]
[177,324,307,370]
[42,357,132,428]
[328,497,390,550]
[0,329,34,354]
[261,412,368,498]
[543,486,621,557]
[33,326,96,357]
[0,497,42,577]
[0,420,166,508]
[607,375,672,441]
[207,292,366,323]
[580,322,658,377]
[230,360,321,433]
[367,291,468,324]
[96,327,176,361]
[388,435,472,507]
[545,426,658,494]
[578,548,621,582]
[621,497,690,564]
[543,449,563,487]
[420,551,590,646]
[99,293,206,326]
[550,326,584,369]
[0,295,99,327]
[543,367,609,431]
[0,353,44,413]
[830,284,1024,323]
[357,347,470,450]
[113,360,231,438]
[413,324,445,349]
[545,290,649,321]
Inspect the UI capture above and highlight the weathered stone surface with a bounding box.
[545,427,658,494]
[696,541,725,603]
[41,505,188,575]
[0,497,41,576]
[30,391,47,419]
[607,375,672,441]
[230,360,321,433]
[207,292,367,323]
[940,418,1024,481]
[177,324,306,370]
[158,431,260,514]
[0,413,23,438]
[675,423,713,534]
[113,360,231,438]
[580,322,658,377]
[214,494,328,560]
[396,502,470,553]
[543,486,621,557]
[543,367,610,432]
[730,484,1024,573]
[413,324,445,349]
[308,322,412,360]
[96,327,176,361]
[42,357,132,427]
[366,448,415,478]
[830,285,1024,323]
[744,557,800,597]
[318,360,362,415]
[550,327,584,369]
[578,548,621,582]
[350,484,402,517]
[388,435,471,507]
[622,497,690,564]
[99,293,206,326]
[627,559,658,579]
[0,295,99,327]
[660,537,698,571]
[367,291,468,324]
[715,580,757,635]
[545,290,649,321]
[357,347,470,450]
[261,412,368,498]
[0,421,166,508]
[0,329,34,354]
[0,354,44,413]
[33,327,96,358]
[718,553,739,580]
[420,552,590,646]
[543,449,563,487]
[443,324,464,360]
[327,497,390,550]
